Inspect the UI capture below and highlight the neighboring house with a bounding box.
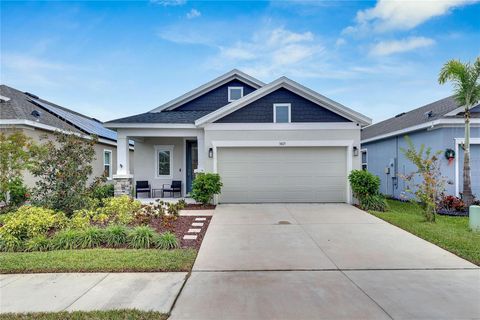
[105,70,371,203]
[0,85,134,187]
[361,96,480,199]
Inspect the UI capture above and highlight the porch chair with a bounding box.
[162,180,182,198]
[135,180,151,198]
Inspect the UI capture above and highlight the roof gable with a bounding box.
[195,77,371,126]
[149,69,264,112]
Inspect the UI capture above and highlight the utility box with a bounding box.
[469,206,480,232]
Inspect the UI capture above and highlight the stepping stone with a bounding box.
[183,235,197,240]
[195,217,206,221]
[192,222,204,227]
[188,228,201,233]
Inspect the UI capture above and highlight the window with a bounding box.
[103,150,112,179]
[273,103,291,123]
[228,86,243,102]
[361,149,368,170]
[155,145,174,178]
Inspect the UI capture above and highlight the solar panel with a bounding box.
[27,98,117,141]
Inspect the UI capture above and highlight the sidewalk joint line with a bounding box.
[61,273,110,311]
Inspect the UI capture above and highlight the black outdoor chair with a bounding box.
[135,180,151,198]
[162,180,182,198]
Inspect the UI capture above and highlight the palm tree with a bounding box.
[438,57,480,206]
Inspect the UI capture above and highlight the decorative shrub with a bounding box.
[0,233,24,252]
[155,231,178,250]
[51,229,83,250]
[102,196,141,225]
[348,170,387,211]
[0,206,67,240]
[90,183,114,201]
[167,201,185,216]
[191,173,223,205]
[7,178,29,207]
[25,235,51,252]
[128,226,157,249]
[104,225,129,248]
[440,195,465,212]
[77,226,105,249]
[133,201,165,225]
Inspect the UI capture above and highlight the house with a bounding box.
[361,96,480,199]
[0,84,134,187]
[105,70,371,203]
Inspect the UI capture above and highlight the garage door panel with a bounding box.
[217,147,347,203]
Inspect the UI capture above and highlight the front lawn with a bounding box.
[0,310,167,320]
[369,199,480,265]
[0,248,196,274]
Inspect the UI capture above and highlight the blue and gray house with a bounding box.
[361,97,480,199]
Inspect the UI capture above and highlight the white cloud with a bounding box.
[345,0,478,34]
[186,8,201,19]
[335,38,346,46]
[370,37,435,56]
[150,0,186,6]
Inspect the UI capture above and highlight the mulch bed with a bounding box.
[437,208,469,217]
[149,216,212,250]
[183,203,216,210]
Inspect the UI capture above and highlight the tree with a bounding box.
[30,132,97,215]
[438,57,480,206]
[400,136,445,222]
[0,130,34,206]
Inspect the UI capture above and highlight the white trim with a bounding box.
[273,103,291,123]
[104,123,196,129]
[154,145,174,179]
[211,140,354,204]
[195,77,372,126]
[183,138,187,197]
[454,137,480,197]
[204,122,359,131]
[228,86,244,102]
[103,149,113,180]
[362,118,480,144]
[149,69,264,112]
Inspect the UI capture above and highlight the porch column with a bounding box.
[196,131,205,172]
[113,134,133,197]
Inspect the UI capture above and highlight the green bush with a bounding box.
[51,229,83,250]
[104,225,129,248]
[128,226,157,249]
[348,170,387,211]
[25,235,51,252]
[155,231,179,250]
[0,206,67,240]
[77,226,105,249]
[102,196,141,225]
[90,183,114,201]
[0,233,24,252]
[8,178,29,207]
[191,173,223,205]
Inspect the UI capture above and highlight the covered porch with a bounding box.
[112,127,207,198]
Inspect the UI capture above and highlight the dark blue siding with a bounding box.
[215,88,351,123]
[175,79,256,112]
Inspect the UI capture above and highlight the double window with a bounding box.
[273,103,291,123]
[103,150,112,179]
[155,145,174,178]
[228,86,243,102]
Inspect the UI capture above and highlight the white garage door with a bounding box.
[217,147,347,203]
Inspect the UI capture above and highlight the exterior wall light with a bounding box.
[208,148,214,158]
[353,146,359,156]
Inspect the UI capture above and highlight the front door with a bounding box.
[186,140,198,194]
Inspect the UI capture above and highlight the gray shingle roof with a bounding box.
[0,84,117,141]
[361,96,478,141]
[106,110,212,124]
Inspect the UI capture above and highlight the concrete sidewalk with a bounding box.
[0,272,187,314]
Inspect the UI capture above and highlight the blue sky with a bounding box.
[1,0,479,123]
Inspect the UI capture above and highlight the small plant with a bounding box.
[154,231,179,250]
[89,183,114,201]
[104,224,129,248]
[7,178,30,207]
[348,170,387,211]
[77,226,105,249]
[167,201,184,217]
[0,233,24,252]
[191,173,223,205]
[51,229,82,250]
[440,195,465,212]
[128,226,157,249]
[25,235,51,252]
[102,195,141,225]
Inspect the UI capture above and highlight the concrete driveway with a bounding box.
[171,203,480,320]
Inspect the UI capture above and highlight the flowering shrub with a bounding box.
[440,195,465,212]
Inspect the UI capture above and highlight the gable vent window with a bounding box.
[273,103,291,123]
[228,86,243,102]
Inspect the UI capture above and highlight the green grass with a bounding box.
[0,248,197,274]
[369,199,480,265]
[0,309,167,320]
